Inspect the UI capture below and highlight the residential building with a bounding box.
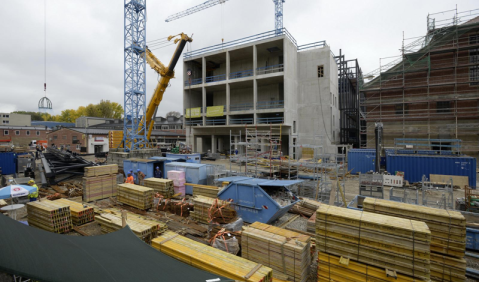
[360,10,479,158]
[0,113,31,126]
[47,128,111,154]
[183,29,340,155]
[154,115,185,134]
[0,126,49,147]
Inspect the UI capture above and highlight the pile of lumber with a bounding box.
[190,195,236,224]
[84,164,118,177]
[152,231,273,282]
[54,198,94,225]
[151,213,207,238]
[316,204,431,281]
[95,212,166,244]
[144,178,174,198]
[190,184,219,198]
[307,213,316,233]
[83,174,117,202]
[242,222,311,282]
[290,198,322,217]
[117,184,154,210]
[318,251,419,282]
[363,198,466,282]
[155,198,192,217]
[27,200,73,233]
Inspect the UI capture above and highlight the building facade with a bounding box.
[0,113,31,126]
[360,11,479,158]
[47,128,111,154]
[154,115,184,134]
[0,126,49,147]
[183,31,339,155]
[75,116,116,128]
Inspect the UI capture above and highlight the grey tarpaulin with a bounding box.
[0,214,232,282]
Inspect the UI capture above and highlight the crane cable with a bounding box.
[221,1,224,46]
[44,0,47,95]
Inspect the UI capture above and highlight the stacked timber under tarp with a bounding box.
[26,200,73,233]
[83,164,118,202]
[190,195,236,224]
[117,184,153,210]
[363,198,467,282]
[144,178,174,198]
[242,222,311,282]
[152,231,273,282]
[190,184,219,198]
[317,252,420,282]
[316,204,431,281]
[95,212,166,244]
[54,198,94,225]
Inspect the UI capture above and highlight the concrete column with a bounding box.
[226,83,230,125]
[202,87,206,125]
[202,57,206,83]
[218,137,224,152]
[253,45,257,76]
[211,135,217,153]
[253,79,258,124]
[226,51,231,80]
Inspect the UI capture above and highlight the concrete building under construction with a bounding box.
[360,9,479,158]
[183,29,341,156]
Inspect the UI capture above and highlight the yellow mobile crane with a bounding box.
[141,33,192,142]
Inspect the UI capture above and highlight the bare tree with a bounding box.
[166,111,181,118]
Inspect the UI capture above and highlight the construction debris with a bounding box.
[152,231,273,282]
[117,183,154,210]
[144,178,174,198]
[27,200,73,234]
[54,198,94,226]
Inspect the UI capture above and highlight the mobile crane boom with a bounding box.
[141,33,192,141]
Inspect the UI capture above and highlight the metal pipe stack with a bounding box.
[54,199,94,226]
[27,200,73,233]
[363,198,467,282]
[316,204,431,281]
[242,222,311,282]
[190,195,236,224]
[152,231,273,282]
[117,183,153,210]
[144,178,174,198]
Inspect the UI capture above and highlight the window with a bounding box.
[293,121,296,133]
[4,130,8,135]
[470,35,479,86]
[2,120,8,124]
[333,115,335,127]
[72,136,78,141]
[2,114,9,118]
[395,104,409,115]
[437,101,451,113]
[317,65,324,78]
[26,131,30,136]
[63,135,67,140]
[15,131,20,135]
[36,131,40,136]
[76,144,80,150]
[53,135,58,140]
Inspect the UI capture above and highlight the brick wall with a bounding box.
[0,128,49,147]
[47,128,109,154]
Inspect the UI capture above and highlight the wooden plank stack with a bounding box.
[317,251,418,282]
[95,212,166,244]
[83,165,118,202]
[242,222,311,282]
[363,198,466,282]
[191,184,219,198]
[26,200,73,233]
[316,204,431,281]
[307,212,316,233]
[117,183,154,210]
[190,195,236,224]
[144,178,174,198]
[84,164,118,177]
[54,198,94,225]
[152,231,273,282]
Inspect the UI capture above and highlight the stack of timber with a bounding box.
[83,173,117,202]
[54,198,94,225]
[152,231,273,282]
[156,198,192,217]
[144,178,174,198]
[242,222,311,282]
[190,195,236,224]
[318,251,420,282]
[363,198,467,282]
[316,204,431,281]
[117,184,154,210]
[190,184,219,198]
[26,200,73,233]
[307,212,316,233]
[290,198,322,217]
[84,164,118,177]
[95,212,166,244]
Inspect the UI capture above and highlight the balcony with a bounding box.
[256,100,284,110]
[185,119,203,126]
[230,117,254,125]
[205,74,226,83]
[205,118,226,126]
[229,69,254,80]
[184,78,202,86]
[257,117,284,124]
[230,102,254,112]
[256,64,284,75]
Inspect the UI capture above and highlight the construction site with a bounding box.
[1,1,479,282]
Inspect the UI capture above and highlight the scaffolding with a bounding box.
[360,7,479,154]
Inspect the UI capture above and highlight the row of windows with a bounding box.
[55,144,81,150]
[2,114,9,118]
[2,120,9,124]
[52,135,79,141]
[3,130,41,136]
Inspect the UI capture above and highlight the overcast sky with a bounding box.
[1,0,477,116]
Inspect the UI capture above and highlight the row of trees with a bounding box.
[15,100,123,123]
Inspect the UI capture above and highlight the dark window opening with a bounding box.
[437,101,451,113]
[317,65,324,78]
[395,104,409,115]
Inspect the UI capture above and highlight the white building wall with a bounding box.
[87,135,109,154]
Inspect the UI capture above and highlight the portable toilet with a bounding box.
[164,162,208,194]
[217,178,302,224]
[148,157,183,176]
[165,153,202,164]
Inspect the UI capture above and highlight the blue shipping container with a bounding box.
[164,162,208,194]
[466,228,479,251]
[386,154,477,187]
[0,152,17,175]
[148,157,183,175]
[347,149,376,174]
[165,153,202,164]
[123,158,181,182]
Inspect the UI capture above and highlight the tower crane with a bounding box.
[165,0,285,35]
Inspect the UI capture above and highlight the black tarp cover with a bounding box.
[0,214,232,282]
